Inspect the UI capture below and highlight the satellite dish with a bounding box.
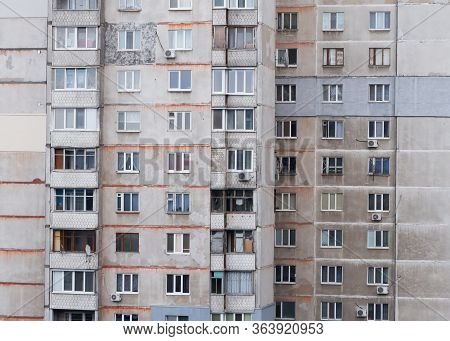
[85,244,92,256]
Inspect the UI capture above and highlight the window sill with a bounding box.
[116,130,141,133]
[118,49,142,52]
[321,210,343,213]
[52,129,99,132]
[369,65,390,68]
[275,318,296,321]
[368,101,390,104]
[166,252,191,256]
[274,282,296,285]
[168,89,192,93]
[53,169,97,173]
[118,8,142,12]
[166,212,191,215]
[117,292,139,295]
[170,49,193,52]
[276,65,298,68]
[118,90,141,93]
[116,211,140,214]
[167,171,191,174]
[367,283,388,286]
[52,292,95,295]
[320,246,343,249]
[53,210,96,213]
[320,283,343,286]
[277,29,298,33]
[368,174,390,177]
[54,48,99,51]
[276,137,298,140]
[368,137,390,140]
[367,247,389,250]
[368,211,389,213]
[322,101,343,104]
[322,173,344,176]
[275,101,296,104]
[166,293,191,296]
[323,30,344,33]
[278,173,297,177]
[369,29,391,32]
[275,209,297,212]
[53,89,98,92]
[275,245,296,248]
[116,251,140,254]
[168,8,193,11]
[117,171,140,174]
[323,65,344,68]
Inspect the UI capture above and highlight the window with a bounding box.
[167,233,190,254]
[212,109,254,131]
[322,12,344,31]
[321,265,343,284]
[166,315,189,321]
[368,303,389,321]
[54,68,96,90]
[369,157,390,176]
[368,230,389,249]
[117,70,140,92]
[228,150,253,171]
[119,0,141,10]
[169,0,192,10]
[169,112,191,131]
[211,313,251,321]
[117,274,138,293]
[275,192,296,211]
[276,120,297,138]
[369,48,390,66]
[225,272,253,295]
[275,265,296,284]
[370,12,390,30]
[276,49,297,67]
[169,70,192,91]
[118,31,141,50]
[54,108,97,130]
[55,311,95,321]
[321,193,343,211]
[211,190,254,213]
[167,193,190,213]
[369,84,390,102]
[213,26,226,49]
[116,314,138,321]
[323,84,343,102]
[323,48,344,67]
[368,121,390,139]
[55,27,97,49]
[321,229,342,248]
[53,230,96,252]
[167,274,190,295]
[55,189,94,211]
[275,302,295,320]
[368,267,389,285]
[54,149,95,171]
[322,157,343,175]
[368,194,389,212]
[321,302,342,320]
[275,229,296,247]
[277,13,298,30]
[226,230,253,253]
[212,69,254,95]
[117,152,139,172]
[276,85,296,103]
[116,233,139,252]
[168,152,190,173]
[56,0,98,10]
[52,271,94,293]
[169,30,192,50]
[322,120,343,139]
[211,231,225,254]
[118,112,140,132]
[228,27,255,49]
[229,0,254,9]
[276,157,296,176]
[212,0,226,8]
[116,193,139,212]
[211,271,224,294]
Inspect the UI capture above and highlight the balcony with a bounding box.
[51,171,98,188]
[226,213,256,230]
[225,295,255,313]
[226,95,257,107]
[211,213,225,230]
[210,295,225,313]
[50,252,98,270]
[52,10,100,26]
[227,50,257,67]
[212,50,226,66]
[50,293,98,311]
[51,212,98,229]
[228,10,258,26]
[212,9,227,26]
[211,172,226,189]
[211,254,225,271]
[51,131,99,148]
[52,91,100,108]
[52,50,101,67]
[225,253,256,271]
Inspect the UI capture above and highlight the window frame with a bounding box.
[321,193,343,212]
[322,156,343,175]
[277,12,298,31]
[368,193,390,212]
[323,48,344,67]
[367,230,389,249]
[275,229,296,248]
[368,120,390,139]
[117,70,141,92]
[212,68,255,95]
[276,84,296,103]
[55,189,94,212]
[369,84,390,103]
[227,27,256,50]
[369,11,390,31]
[116,273,139,294]
[168,152,191,173]
[54,148,96,171]
[322,84,343,103]
[54,68,97,91]
[276,156,297,176]
[276,120,297,139]
[166,274,190,295]
[115,314,139,321]
[321,229,343,248]
[212,109,254,132]
[228,0,255,9]
[117,111,141,132]
[52,229,96,253]
[116,233,139,253]
[118,30,142,51]
[54,26,98,50]
[117,152,140,173]
[227,149,253,172]
[367,266,389,285]
[168,70,192,92]
[55,0,98,10]
[322,120,344,139]
[321,265,343,285]
[368,157,390,176]
[275,192,297,212]
[322,12,344,32]
[116,192,140,213]
[321,302,343,321]
[276,48,298,67]
[367,303,389,321]
[54,108,98,131]
[369,48,390,66]
[168,29,193,51]
[167,233,190,254]
[169,111,192,131]
[167,192,191,214]
[275,265,296,284]
[52,270,95,294]
[169,0,192,10]
[275,301,295,320]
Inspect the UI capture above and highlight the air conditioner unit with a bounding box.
[356,308,367,318]
[371,213,382,222]
[238,172,250,182]
[111,293,122,302]
[368,140,379,148]
[165,50,176,59]
[377,286,389,295]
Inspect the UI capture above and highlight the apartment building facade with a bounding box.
[274,0,450,321]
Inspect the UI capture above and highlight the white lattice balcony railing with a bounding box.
[211,254,225,271]
[50,293,98,311]
[226,213,256,230]
[52,50,101,67]
[225,253,256,271]
[52,91,100,108]
[228,10,258,26]
[52,10,100,26]
[210,294,225,313]
[51,212,98,229]
[51,171,98,188]
[227,50,257,67]
[50,252,98,270]
[211,213,225,230]
[51,131,99,148]
[225,295,255,313]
